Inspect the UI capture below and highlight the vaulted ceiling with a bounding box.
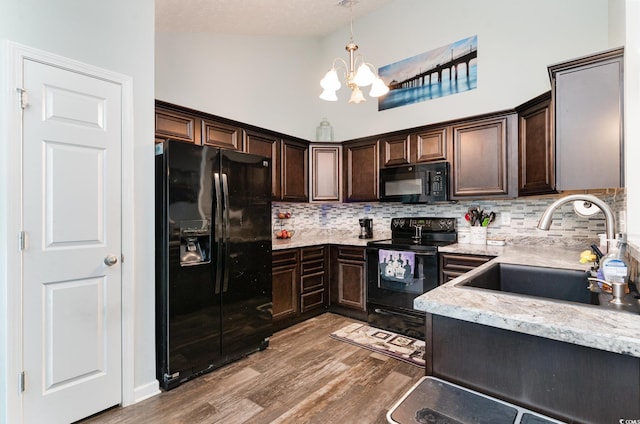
[155,0,395,36]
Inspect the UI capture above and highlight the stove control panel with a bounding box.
[390,217,457,233]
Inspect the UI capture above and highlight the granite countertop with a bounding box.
[272,230,390,250]
[415,243,640,358]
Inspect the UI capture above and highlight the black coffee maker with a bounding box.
[359,218,373,239]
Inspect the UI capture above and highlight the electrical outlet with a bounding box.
[501,212,511,226]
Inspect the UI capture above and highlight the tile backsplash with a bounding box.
[273,188,638,285]
[274,189,627,248]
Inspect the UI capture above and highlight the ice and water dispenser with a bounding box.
[179,219,211,266]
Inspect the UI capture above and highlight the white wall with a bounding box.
[156,0,610,141]
[156,33,324,140]
[0,1,157,422]
[325,0,611,140]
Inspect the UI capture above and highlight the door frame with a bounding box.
[1,41,136,424]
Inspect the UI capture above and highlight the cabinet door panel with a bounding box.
[453,118,507,196]
[272,264,298,320]
[344,140,379,202]
[414,128,448,162]
[202,119,242,150]
[281,140,308,202]
[155,108,199,144]
[452,114,517,198]
[552,52,623,190]
[310,145,341,202]
[381,135,410,167]
[518,93,555,195]
[245,131,280,199]
[337,259,365,311]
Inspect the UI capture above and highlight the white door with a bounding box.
[22,58,123,424]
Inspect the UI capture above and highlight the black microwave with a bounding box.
[379,162,449,203]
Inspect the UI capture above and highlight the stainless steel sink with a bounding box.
[458,263,598,305]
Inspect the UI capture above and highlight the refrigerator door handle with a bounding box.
[222,173,230,293]
[213,172,223,295]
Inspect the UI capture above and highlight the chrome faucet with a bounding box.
[536,194,616,252]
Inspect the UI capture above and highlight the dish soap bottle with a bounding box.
[600,234,629,288]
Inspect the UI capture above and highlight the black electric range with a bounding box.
[366,217,457,339]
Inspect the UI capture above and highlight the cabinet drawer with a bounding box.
[272,249,298,266]
[301,246,325,262]
[301,271,324,293]
[301,259,324,276]
[301,289,325,312]
[440,253,493,272]
[441,269,466,283]
[336,246,366,261]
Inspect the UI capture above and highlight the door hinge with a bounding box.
[18,231,26,251]
[16,88,29,109]
[19,371,25,392]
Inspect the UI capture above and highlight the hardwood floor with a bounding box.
[80,313,424,424]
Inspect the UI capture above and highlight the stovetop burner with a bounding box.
[368,217,457,250]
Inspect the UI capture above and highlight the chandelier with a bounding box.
[319,1,389,104]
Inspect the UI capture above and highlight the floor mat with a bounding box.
[330,323,425,367]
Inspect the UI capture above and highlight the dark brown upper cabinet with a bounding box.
[201,119,242,150]
[280,139,309,202]
[244,130,281,200]
[380,134,410,167]
[451,112,518,199]
[548,47,624,190]
[155,106,199,144]
[343,138,379,202]
[516,91,555,196]
[412,127,448,163]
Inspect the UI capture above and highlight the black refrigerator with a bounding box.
[155,140,272,390]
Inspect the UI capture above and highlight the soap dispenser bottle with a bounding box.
[600,234,629,287]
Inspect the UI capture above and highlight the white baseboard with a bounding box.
[131,380,160,405]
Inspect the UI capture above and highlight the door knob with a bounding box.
[104,255,118,266]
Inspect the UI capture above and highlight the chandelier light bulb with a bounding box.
[318,2,389,104]
[320,69,342,91]
[369,77,390,97]
[320,88,339,101]
[352,63,376,87]
[348,86,367,104]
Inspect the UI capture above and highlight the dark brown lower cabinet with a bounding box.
[299,246,327,313]
[272,246,327,331]
[439,253,494,284]
[427,314,640,423]
[329,245,367,321]
[272,249,299,324]
[272,244,368,329]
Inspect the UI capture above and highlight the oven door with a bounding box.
[366,246,438,310]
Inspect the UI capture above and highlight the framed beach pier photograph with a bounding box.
[378,35,478,111]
